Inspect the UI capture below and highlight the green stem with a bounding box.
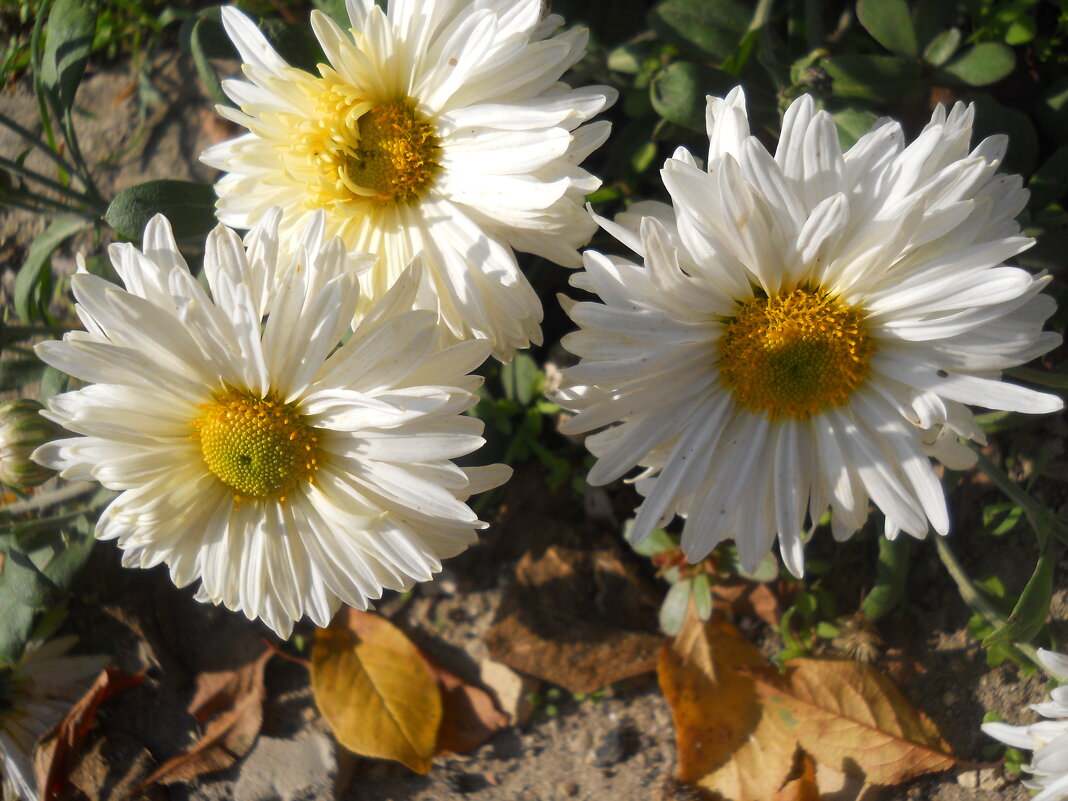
[935,537,1040,667]
[750,0,775,30]
[0,155,98,210]
[0,482,96,517]
[0,113,79,176]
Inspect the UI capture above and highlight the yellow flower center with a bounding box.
[718,289,873,420]
[192,390,320,502]
[293,81,440,208]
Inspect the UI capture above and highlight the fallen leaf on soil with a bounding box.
[772,752,819,801]
[749,657,957,785]
[658,609,796,800]
[137,645,272,787]
[418,656,508,755]
[311,608,441,774]
[34,667,142,801]
[484,540,662,694]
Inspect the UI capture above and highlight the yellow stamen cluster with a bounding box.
[292,81,439,208]
[718,289,873,420]
[192,390,320,502]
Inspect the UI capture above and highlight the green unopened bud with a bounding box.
[0,400,63,490]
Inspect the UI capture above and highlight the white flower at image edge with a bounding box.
[559,87,1063,576]
[201,0,617,359]
[0,637,106,801]
[32,211,511,637]
[983,649,1068,801]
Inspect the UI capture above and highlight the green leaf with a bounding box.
[856,0,918,57]
[692,573,712,621]
[500,351,540,407]
[184,17,230,106]
[39,365,68,403]
[258,18,324,73]
[105,180,217,241]
[630,525,677,557]
[983,551,1053,646]
[40,0,97,113]
[832,108,878,150]
[720,28,760,76]
[659,578,692,636]
[0,549,54,663]
[647,0,750,62]
[1005,16,1036,46]
[939,42,1016,87]
[650,61,739,132]
[312,0,350,29]
[821,54,922,102]
[15,215,91,323]
[922,28,961,67]
[607,42,645,74]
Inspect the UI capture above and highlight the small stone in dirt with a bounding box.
[445,771,490,793]
[564,782,580,796]
[592,722,641,767]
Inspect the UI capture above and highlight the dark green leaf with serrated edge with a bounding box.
[40,0,97,112]
[105,180,217,241]
[939,42,1015,87]
[857,0,918,57]
[647,0,750,62]
[15,215,91,323]
[650,61,738,132]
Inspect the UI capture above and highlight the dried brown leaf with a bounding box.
[418,657,509,755]
[658,610,796,800]
[136,646,271,788]
[749,657,957,786]
[34,668,142,801]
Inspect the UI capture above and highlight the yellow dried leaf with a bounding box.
[311,608,442,774]
[658,610,797,801]
[751,657,957,785]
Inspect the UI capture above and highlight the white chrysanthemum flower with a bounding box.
[560,87,1062,576]
[32,211,510,638]
[983,649,1068,801]
[0,637,106,801]
[200,0,617,360]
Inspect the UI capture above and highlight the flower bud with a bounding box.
[0,400,63,490]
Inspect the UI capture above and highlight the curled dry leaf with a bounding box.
[136,645,272,789]
[311,608,441,774]
[748,657,958,786]
[657,609,796,801]
[418,656,509,755]
[34,667,142,801]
